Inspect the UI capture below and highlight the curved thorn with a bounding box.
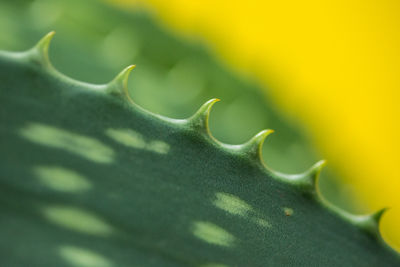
[353,207,389,237]
[272,159,326,192]
[106,65,136,97]
[27,31,56,67]
[371,207,389,224]
[184,98,220,134]
[303,159,327,188]
[236,129,274,162]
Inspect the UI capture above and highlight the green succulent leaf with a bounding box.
[0,33,399,267]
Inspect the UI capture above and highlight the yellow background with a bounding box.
[112,0,400,250]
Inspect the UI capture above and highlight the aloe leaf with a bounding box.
[0,33,398,267]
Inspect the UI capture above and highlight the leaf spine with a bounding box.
[184,98,220,135]
[351,208,389,238]
[26,31,56,68]
[229,129,275,164]
[302,159,327,189]
[106,65,136,99]
[271,159,326,193]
